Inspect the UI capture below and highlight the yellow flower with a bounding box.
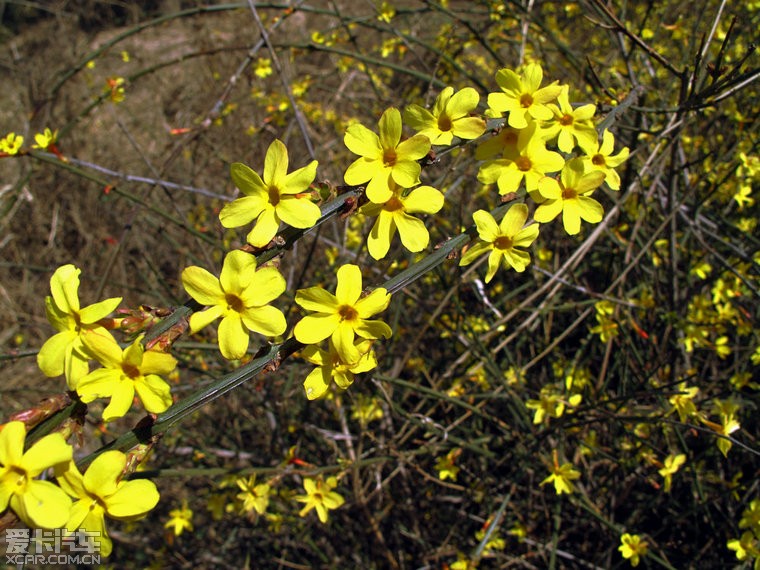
[301,338,378,400]
[236,475,271,515]
[540,451,580,495]
[182,250,287,360]
[435,448,461,481]
[294,264,392,365]
[219,139,320,247]
[403,86,486,145]
[77,331,176,422]
[478,120,564,195]
[0,421,73,528]
[535,159,606,235]
[295,476,344,523]
[727,531,759,564]
[0,132,24,155]
[658,453,686,493]
[55,450,160,557]
[459,204,540,282]
[164,500,193,536]
[543,85,598,153]
[580,129,629,190]
[32,128,58,150]
[487,63,563,129]
[361,180,445,259]
[253,57,273,78]
[618,533,648,567]
[376,0,395,22]
[37,264,122,389]
[343,107,431,203]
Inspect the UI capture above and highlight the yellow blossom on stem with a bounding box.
[540,450,580,495]
[294,264,392,365]
[361,180,445,260]
[55,450,160,557]
[343,107,431,203]
[376,1,395,23]
[182,250,287,360]
[740,499,760,534]
[403,86,486,145]
[236,475,271,515]
[727,531,760,565]
[580,129,629,190]
[164,500,193,536]
[0,420,73,528]
[478,121,564,195]
[0,132,24,155]
[37,264,122,389]
[32,128,58,150]
[295,476,345,523]
[435,448,461,481]
[535,159,606,235]
[219,139,320,247]
[487,63,563,129]
[459,204,540,282]
[301,338,378,400]
[543,85,598,153]
[618,533,648,567]
[77,331,176,422]
[658,453,686,493]
[668,383,699,422]
[475,125,521,161]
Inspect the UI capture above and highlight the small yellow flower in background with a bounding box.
[478,120,564,195]
[658,453,686,493]
[540,450,581,495]
[37,264,122,389]
[55,450,160,557]
[376,1,395,23]
[701,399,741,457]
[253,57,273,78]
[667,383,699,422]
[590,300,619,342]
[182,250,287,360]
[526,385,567,424]
[403,86,486,145]
[165,500,193,536]
[0,420,73,528]
[544,85,598,153]
[295,476,345,523]
[343,107,431,203]
[618,533,648,567]
[236,475,271,515]
[219,139,320,247]
[32,128,58,150]
[534,158,606,235]
[351,394,384,427]
[727,531,759,565]
[362,180,445,260]
[77,331,176,422]
[0,132,24,155]
[120,50,130,62]
[459,204,540,282]
[740,499,760,534]
[435,448,461,481]
[301,339,377,400]
[105,76,126,103]
[487,63,563,129]
[581,129,629,190]
[294,264,392,365]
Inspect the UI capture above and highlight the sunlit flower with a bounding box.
[182,250,287,360]
[344,107,431,203]
[37,264,122,389]
[580,129,629,190]
[164,500,193,536]
[0,132,24,155]
[219,139,320,247]
[0,421,73,528]
[236,475,271,515]
[376,1,395,23]
[32,128,58,150]
[362,180,444,259]
[544,85,598,153]
[540,451,580,495]
[459,204,539,282]
[435,448,461,481]
[619,533,648,567]
[294,264,392,364]
[403,86,486,145]
[727,531,759,564]
[487,63,563,129]
[534,159,606,235]
[55,450,160,557]
[295,476,344,523]
[77,331,176,422]
[301,339,377,400]
[658,453,686,493]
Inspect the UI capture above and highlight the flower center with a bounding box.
[561,186,578,200]
[122,363,141,379]
[383,196,404,212]
[226,293,245,313]
[268,185,281,206]
[591,154,606,166]
[437,115,453,132]
[515,156,532,171]
[10,466,28,491]
[338,304,358,322]
[519,93,534,108]
[559,114,573,126]
[383,148,397,167]
[494,236,513,250]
